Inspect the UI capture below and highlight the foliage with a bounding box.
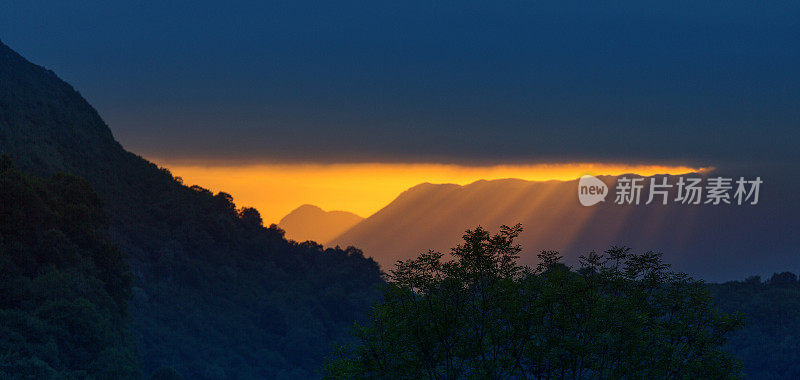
[324,225,743,379]
[0,150,384,379]
[0,158,138,378]
[710,273,800,379]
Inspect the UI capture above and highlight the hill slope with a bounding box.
[0,40,383,378]
[332,176,799,281]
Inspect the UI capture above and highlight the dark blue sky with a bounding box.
[1,1,798,167]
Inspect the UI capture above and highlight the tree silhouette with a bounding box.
[323,225,743,379]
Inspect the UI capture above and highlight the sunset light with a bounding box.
[154,161,710,223]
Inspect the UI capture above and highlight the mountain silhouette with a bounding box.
[332,176,800,281]
[279,204,363,244]
[0,40,382,378]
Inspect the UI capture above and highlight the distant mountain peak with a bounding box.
[279,204,363,244]
[291,204,326,213]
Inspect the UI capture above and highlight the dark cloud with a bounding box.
[1,1,798,167]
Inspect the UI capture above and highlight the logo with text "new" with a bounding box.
[578,175,608,206]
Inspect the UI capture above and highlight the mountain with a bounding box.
[0,40,383,378]
[332,176,800,281]
[279,204,363,244]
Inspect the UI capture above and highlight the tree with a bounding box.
[323,225,743,379]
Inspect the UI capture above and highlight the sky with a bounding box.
[2,1,798,167]
[1,1,798,222]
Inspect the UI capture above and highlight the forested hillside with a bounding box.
[0,158,138,378]
[0,40,384,378]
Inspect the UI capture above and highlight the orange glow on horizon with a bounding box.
[151,161,710,225]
